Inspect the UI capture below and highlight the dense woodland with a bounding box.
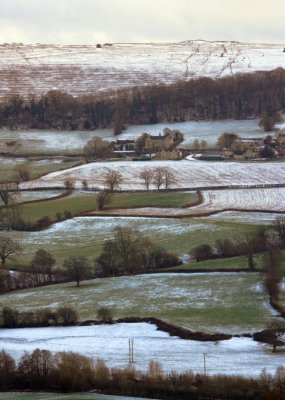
[1,67,285,132]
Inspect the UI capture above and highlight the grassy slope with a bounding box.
[167,254,265,271]
[0,157,82,183]
[0,273,272,334]
[6,218,259,270]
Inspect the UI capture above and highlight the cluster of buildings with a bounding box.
[112,128,285,162]
[112,128,184,160]
[222,132,285,160]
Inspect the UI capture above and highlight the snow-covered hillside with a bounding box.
[19,160,285,191]
[0,40,284,99]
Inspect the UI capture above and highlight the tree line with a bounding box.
[0,306,78,328]
[0,226,181,292]
[0,348,285,398]
[1,67,285,132]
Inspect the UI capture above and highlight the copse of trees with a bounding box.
[1,68,285,131]
[83,137,113,161]
[96,226,180,276]
[0,306,78,328]
[139,166,177,191]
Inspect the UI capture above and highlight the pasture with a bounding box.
[5,217,258,269]
[0,272,273,334]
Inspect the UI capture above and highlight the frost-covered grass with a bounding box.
[6,217,257,269]
[166,254,264,272]
[20,160,285,193]
[0,273,273,334]
[204,211,285,224]
[1,323,285,376]
[0,41,284,99]
[13,190,65,203]
[194,188,285,212]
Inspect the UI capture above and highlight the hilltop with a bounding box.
[0,40,284,99]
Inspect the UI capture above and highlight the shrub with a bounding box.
[57,306,78,325]
[2,307,19,328]
[190,243,215,261]
[35,216,51,229]
[96,306,114,323]
[64,210,72,219]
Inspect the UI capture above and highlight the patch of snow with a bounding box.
[19,160,285,193]
[0,323,284,376]
[0,41,284,99]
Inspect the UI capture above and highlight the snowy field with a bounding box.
[94,187,285,217]
[0,41,284,98]
[14,190,64,202]
[194,188,285,212]
[0,118,265,153]
[204,211,284,224]
[19,159,285,191]
[0,323,283,376]
[0,273,273,333]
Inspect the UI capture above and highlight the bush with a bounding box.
[2,307,19,328]
[190,244,214,261]
[64,210,72,219]
[35,216,51,229]
[96,307,114,323]
[57,306,78,325]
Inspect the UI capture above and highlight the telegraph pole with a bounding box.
[128,338,134,364]
[203,352,207,375]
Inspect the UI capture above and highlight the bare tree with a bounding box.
[64,178,75,191]
[152,167,176,191]
[102,169,124,192]
[63,255,91,287]
[139,168,153,191]
[31,249,56,283]
[83,137,112,161]
[81,179,88,190]
[152,167,165,191]
[217,132,240,150]
[0,236,21,266]
[0,349,16,387]
[163,167,176,190]
[0,185,12,206]
[274,216,285,244]
[13,162,30,182]
[97,190,112,210]
[263,231,284,311]
[201,140,208,152]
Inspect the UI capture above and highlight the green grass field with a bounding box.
[17,191,197,224]
[166,253,265,271]
[0,272,273,333]
[5,217,260,270]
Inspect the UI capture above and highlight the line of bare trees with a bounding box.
[1,347,285,398]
